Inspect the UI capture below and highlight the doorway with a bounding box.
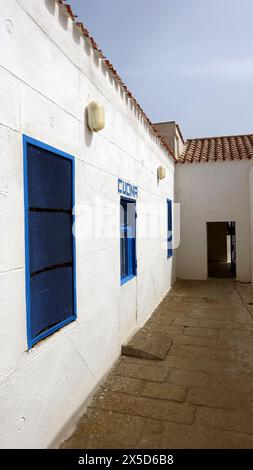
[207,222,236,278]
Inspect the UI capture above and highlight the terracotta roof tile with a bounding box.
[178,134,253,163]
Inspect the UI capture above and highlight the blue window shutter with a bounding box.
[27,145,72,210]
[30,267,73,339]
[24,137,76,347]
[29,211,73,273]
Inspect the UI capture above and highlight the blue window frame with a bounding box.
[120,197,136,285]
[23,136,77,348]
[167,199,173,258]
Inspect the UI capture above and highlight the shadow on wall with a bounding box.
[172,253,177,285]
[45,0,55,16]
[58,4,68,31]
[84,107,93,147]
[72,24,81,45]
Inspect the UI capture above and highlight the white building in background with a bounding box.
[174,134,253,282]
[154,123,253,282]
[1,0,253,449]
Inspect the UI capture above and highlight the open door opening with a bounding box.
[207,222,236,278]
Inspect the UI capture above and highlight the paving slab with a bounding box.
[195,406,253,434]
[90,390,195,424]
[170,343,237,361]
[187,385,253,409]
[102,374,144,396]
[62,409,145,449]
[61,279,253,449]
[184,326,219,337]
[138,420,253,449]
[145,321,184,336]
[172,333,235,350]
[141,381,187,402]
[115,358,169,382]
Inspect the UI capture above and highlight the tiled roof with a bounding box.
[178,134,253,164]
[57,1,175,160]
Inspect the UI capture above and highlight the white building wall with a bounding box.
[0,0,175,448]
[176,159,252,281]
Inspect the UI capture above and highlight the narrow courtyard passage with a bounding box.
[62,280,253,448]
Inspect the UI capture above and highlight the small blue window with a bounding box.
[167,199,173,258]
[120,197,136,285]
[23,136,77,348]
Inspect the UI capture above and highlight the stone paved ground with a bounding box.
[61,279,253,449]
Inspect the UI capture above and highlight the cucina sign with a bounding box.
[118,178,138,199]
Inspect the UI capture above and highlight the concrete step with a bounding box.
[122,328,172,360]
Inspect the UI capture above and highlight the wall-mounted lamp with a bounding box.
[86,101,105,132]
[157,166,166,180]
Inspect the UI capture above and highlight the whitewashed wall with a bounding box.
[0,0,175,448]
[176,159,252,281]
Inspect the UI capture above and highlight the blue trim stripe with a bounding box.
[23,135,77,349]
[120,196,137,286]
[23,136,32,348]
[167,198,173,259]
[72,156,77,324]
[121,274,136,286]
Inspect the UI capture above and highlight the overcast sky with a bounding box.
[70,0,253,140]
